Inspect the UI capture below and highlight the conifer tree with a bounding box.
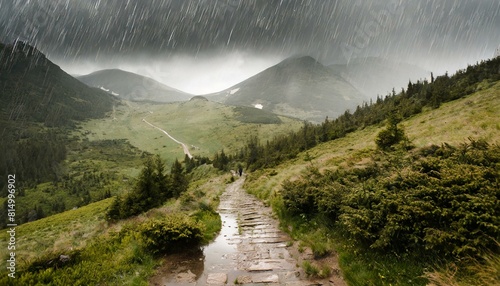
[170,159,188,197]
[375,113,408,151]
[153,155,170,200]
[136,157,157,208]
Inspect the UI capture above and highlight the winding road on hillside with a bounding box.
[150,176,345,285]
[142,118,193,159]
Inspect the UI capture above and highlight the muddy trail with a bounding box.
[150,176,344,286]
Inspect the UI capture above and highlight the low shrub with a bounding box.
[139,214,204,255]
[280,139,500,259]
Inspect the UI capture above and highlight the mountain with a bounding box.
[329,57,429,99]
[0,40,118,198]
[205,56,366,122]
[77,69,193,103]
[0,41,116,127]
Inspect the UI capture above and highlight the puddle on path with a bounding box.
[150,176,324,286]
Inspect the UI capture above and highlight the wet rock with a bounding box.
[284,271,301,279]
[252,273,280,283]
[285,282,322,286]
[176,270,196,283]
[207,273,227,285]
[247,260,284,272]
[236,275,253,284]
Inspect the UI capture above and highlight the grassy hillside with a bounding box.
[0,138,149,228]
[0,166,231,285]
[0,41,125,225]
[245,80,500,205]
[78,98,303,162]
[243,80,500,285]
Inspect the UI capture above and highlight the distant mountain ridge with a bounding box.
[77,69,193,103]
[205,56,366,122]
[0,41,116,127]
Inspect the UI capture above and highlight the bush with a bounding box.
[139,214,204,255]
[280,139,500,259]
[282,179,317,215]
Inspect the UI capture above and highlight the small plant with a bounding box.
[303,261,320,277]
[319,264,332,278]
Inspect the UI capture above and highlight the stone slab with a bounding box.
[207,273,227,285]
[252,273,280,283]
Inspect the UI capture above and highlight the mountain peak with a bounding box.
[205,54,365,122]
[0,40,48,69]
[278,55,323,68]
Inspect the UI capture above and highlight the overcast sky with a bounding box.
[1,0,499,94]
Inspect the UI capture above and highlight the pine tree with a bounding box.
[153,155,170,200]
[170,159,188,197]
[106,196,123,220]
[136,157,158,209]
[184,154,196,173]
[375,113,408,151]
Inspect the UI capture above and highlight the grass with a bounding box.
[244,81,500,285]
[0,198,113,263]
[405,81,500,146]
[79,100,303,163]
[0,164,230,285]
[424,242,500,286]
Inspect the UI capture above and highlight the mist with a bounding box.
[56,51,284,95]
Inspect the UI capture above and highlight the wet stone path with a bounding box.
[152,176,321,285]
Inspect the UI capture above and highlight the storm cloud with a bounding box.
[1,0,498,93]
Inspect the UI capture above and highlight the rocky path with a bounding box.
[151,176,336,285]
[212,176,310,285]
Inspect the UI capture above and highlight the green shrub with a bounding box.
[282,179,317,215]
[280,139,500,259]
[139,214,204,255]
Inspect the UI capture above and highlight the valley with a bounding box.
[142,118,193,159]
[78,98,303,162]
